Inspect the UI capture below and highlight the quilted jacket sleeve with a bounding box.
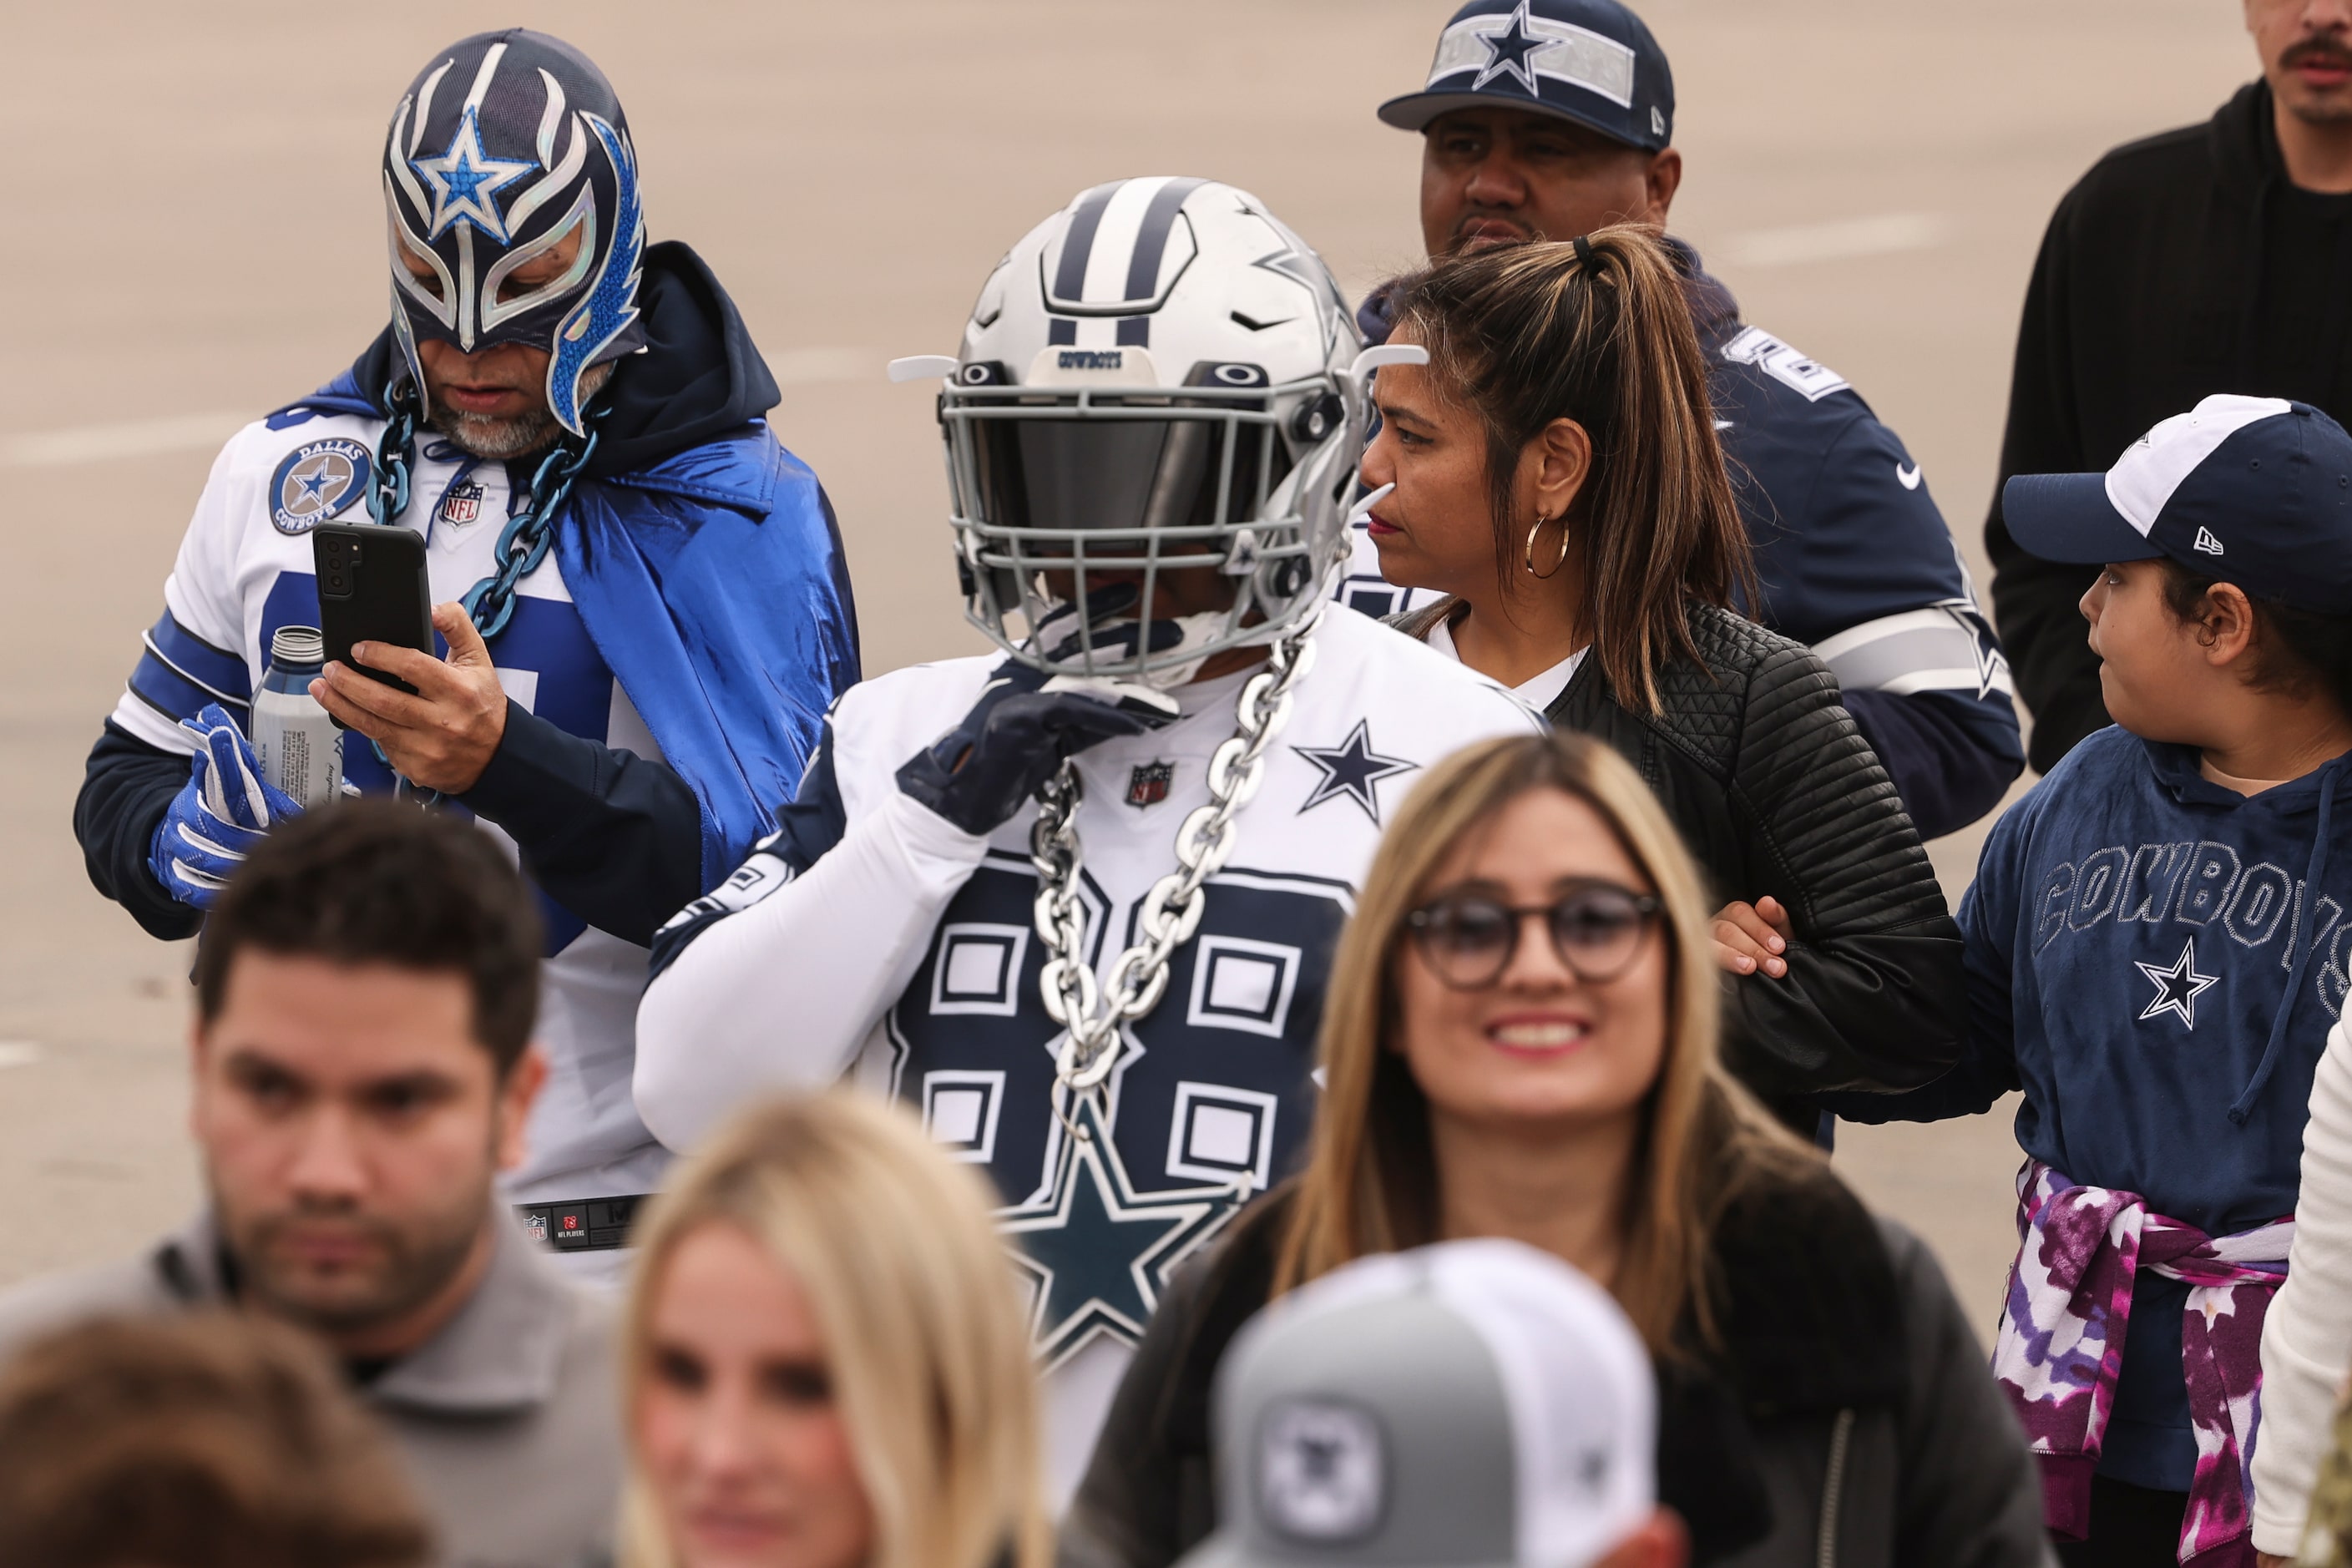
[1717,633,1966,1095]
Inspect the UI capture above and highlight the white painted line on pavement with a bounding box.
[1718,212,1949,269]
[0,411,250,469]
[0,1042,41,1069]
[0,347,886,470]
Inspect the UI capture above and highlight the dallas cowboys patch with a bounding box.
[269,439,372,534]
[1261,1400,1386,1541]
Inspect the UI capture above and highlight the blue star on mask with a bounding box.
[2135,938,2219,1028]
[1473,2,1547,94]
[1292,720,1418,824]
[409,109,536,243]
[1000,1095,1242,1369]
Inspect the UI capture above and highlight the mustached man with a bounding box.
[72,30,860,1279]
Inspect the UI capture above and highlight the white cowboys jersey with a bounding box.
[114,412,671,1206]
[634,604,1540,1505]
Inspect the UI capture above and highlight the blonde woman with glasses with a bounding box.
[620,1093,1050,1568]
[1061,733,2049,1568]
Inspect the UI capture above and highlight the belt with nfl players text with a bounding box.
[517,1195,652,1252]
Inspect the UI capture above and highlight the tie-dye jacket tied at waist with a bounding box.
[1995,1158,2294,1566]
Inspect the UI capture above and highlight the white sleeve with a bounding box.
[110,425,269,754]
[2253,997,2352,1555]
[632,788,992,1151]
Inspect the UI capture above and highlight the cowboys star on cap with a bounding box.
[1294,720,1418,824]
[410,109,537,243]
[1472,1,1545,94]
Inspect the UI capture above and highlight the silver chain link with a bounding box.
[1031,613,1321,1100]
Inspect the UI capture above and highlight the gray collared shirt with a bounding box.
[0,1206,623,1568]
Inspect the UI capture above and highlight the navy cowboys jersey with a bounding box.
[635,604,1539,1501]
[115,412,672,1206]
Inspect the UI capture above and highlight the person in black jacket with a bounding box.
[1985,1,2352,771]
[1355,226,1963,1127]
[1060,731,2051,1568]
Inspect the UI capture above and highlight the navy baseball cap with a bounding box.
[1378,0,1676,152]
[2004,395,2352,615]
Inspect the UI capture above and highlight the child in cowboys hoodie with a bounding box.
[1838,396,2352,1568]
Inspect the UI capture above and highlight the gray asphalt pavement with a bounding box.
[0,1,2263,1328]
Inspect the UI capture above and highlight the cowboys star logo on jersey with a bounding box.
[267,438,372,534]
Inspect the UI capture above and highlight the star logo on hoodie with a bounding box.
[2135,938,2219,1028]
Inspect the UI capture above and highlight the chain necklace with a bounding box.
[1030,612,1320,1103]
[361,379,605,801]
[367,379,606,641]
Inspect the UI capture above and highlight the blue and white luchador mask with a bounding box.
[382,30,646,437]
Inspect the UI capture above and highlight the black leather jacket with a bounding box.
[1061,1177,2053,1568]
[1400,599,1965,1119]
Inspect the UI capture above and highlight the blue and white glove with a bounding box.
[148,703,303,908]
[896,595,1182,837]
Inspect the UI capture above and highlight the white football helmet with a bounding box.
[895,177,1379,681]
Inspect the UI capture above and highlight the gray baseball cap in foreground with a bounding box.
[1175,1239,1657,1568]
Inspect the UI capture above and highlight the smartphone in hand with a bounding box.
[312,524,432,719]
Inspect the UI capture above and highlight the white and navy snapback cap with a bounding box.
[2003,395,2352,613]
[1176,1240,1655,1568]
[1379,0,1675,152]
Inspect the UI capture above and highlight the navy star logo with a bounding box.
[409,109,535,242]
[293,463,335,504]
[2135,938,2219,1028]
[999,1095,1241,1368]
[1293,719,1418,824]
[1472,1,1546,94]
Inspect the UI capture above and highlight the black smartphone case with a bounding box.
[311,524,432,712]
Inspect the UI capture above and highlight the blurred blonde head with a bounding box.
[620,1092,1049,1568]
[1276,731,1811,1353]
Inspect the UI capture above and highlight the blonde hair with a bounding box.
[1387,225,1757,716]
[620,1093,1050,1568]
[1276,732,1812,1353]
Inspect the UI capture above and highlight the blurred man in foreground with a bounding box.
[1985,0,2352,771]
[0,1313,434,1568]
[0,802,620,1568]
[1344,0,2023,839]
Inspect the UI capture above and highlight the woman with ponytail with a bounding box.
[1355,226,1963,1130]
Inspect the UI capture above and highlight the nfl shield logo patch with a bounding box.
[1126,761,1175,809]
[438,477,485,527]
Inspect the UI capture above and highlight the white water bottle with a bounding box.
[252,626,342,809]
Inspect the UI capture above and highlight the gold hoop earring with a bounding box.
[1523,511,1571,579]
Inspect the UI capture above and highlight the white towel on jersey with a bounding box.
[635,604,1542,1505]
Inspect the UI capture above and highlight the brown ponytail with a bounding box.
[1386,226,1755,713]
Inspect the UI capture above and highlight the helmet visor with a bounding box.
[968,404,1282,539]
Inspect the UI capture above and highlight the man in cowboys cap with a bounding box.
[72,28,860,1279]
[1343,0,2024,841]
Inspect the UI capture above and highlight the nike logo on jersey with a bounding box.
[2194,527,2225,555]
[1895,462,1922,490]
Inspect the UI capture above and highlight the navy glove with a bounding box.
[148,703,303,908]
[897,594,1184,836]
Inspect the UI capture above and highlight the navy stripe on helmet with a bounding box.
[1121,176,1207,301]
[1053,183,1122,305]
